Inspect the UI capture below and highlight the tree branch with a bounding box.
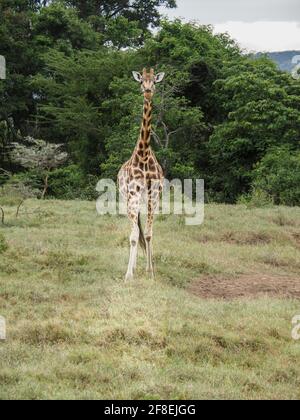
[0,207,5,225]
[16,200,25,218]
[151,129,162,147]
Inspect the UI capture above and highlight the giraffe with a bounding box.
[118,68,165,281]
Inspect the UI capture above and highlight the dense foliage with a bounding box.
[252,147,300,206]
[1,0,299,204]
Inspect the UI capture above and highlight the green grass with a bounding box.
[0,199,300,400]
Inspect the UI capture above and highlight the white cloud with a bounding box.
[214,21,300,52]
[164,0,300,23]
[160,0,300,51]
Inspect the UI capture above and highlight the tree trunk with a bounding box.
[41,173,49,200]
[0,207,5,225]
[16,200,25,218]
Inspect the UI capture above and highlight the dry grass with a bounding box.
[0,199,300,400]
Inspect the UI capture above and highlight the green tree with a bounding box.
[208,58,300,202]
[252,147,300,206]
[0,0,100,172]
[10,136,68,198]
[65,0,176,30]
[31,48,128,172]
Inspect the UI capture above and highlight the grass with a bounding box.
[0,199,300,400]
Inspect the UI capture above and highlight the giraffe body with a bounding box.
[118,69,165,281]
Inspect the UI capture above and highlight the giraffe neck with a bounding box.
[137,99,152,156]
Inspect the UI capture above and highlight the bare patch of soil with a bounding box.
[188,274,300,300]
[220,231,272,245]
[292,233,300,248]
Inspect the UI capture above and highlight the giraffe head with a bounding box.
[132,68,165,101]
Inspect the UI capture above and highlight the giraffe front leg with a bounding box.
[125,192,141,282]
[145,183,161,279]
[125,221,139,282]
[145,213,154,278]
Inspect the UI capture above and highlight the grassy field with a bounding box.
[0,199,300,400]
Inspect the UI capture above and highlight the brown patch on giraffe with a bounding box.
[133,169,143,177]
[146,173,159,180]
[133,155,139,166]
[148,158,156,172]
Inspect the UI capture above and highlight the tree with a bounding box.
[150,69,205,177]
[10,137,68,198]
[208,58,300,202]
[0,0,101,174]
[33,2,100,50]
[65,0,176,30]
[1,5,300,206]
[252,147,300,206]
[31,48,128,172]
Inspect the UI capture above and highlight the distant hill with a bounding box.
[256,51,300,73]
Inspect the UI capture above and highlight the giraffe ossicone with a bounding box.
[118,68,165,281]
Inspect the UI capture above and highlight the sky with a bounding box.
[161,0,300,52]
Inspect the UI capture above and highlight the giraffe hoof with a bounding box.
[146,270,155,279]
[125,273,134,282]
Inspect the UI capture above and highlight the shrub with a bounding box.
[251,147,300,206]
[1,166,98,201]
[7,171,44,196]
[48,165,98,200]
[238,189,274,209]
[0,233,8,254]
[0,177,39,206]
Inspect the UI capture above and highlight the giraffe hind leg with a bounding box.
[145,184,161,278]
[125,194,141,281]
[145,217,154,277]
[125,221,139,282]
[145,200,155,278]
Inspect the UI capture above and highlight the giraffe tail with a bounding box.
[138,213,147,253]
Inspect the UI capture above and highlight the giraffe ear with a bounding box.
[155,72,165,83]
[132,71,143,83]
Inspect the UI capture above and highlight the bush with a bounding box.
[251,147,300,206]
[1,166,98,201]
[0,178,39,206]
[48,165,98,200]
[238,189,274,209]
[0,233,8,254]
[6,171,44,197]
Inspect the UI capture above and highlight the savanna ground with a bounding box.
[0,198,300,400]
